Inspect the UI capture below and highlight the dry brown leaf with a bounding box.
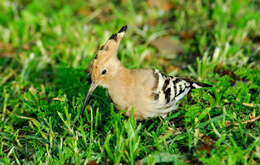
[165,64,179,73]
[88,160,99,165]
[147,0,173,11]
[150,36,182,59]
[197,140,214,154]
[179,31,195,40]
[0,41,15,57]
[0,41,33,57]
[197,131,214,154]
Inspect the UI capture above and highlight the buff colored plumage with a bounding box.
[81,25,211,120]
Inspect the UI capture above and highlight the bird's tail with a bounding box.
[191,81,212,89]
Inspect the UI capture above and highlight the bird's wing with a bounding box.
[151,69,211,113]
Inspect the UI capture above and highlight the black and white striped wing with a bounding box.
[151,69,211,113]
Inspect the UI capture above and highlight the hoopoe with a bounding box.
[81,25,212,120]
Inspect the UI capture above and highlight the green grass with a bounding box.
[0,0,260,164]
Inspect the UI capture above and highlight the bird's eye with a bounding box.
[102,69,107,75]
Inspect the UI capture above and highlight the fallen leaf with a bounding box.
[197,138,214,154]
[165,64,179,73]
[150,36,182,59]
[179,31,195,40]
[197,131,215,154]
[0,41,15,57]
[0,41,33,57]
[88,160,99,165]
[147,0,173,11]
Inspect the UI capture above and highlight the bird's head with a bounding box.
[81,25,128,115]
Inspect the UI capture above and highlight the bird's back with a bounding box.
[127,69,211,120]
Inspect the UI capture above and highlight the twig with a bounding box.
[243,102,260,107]
[225,115,260,126]
[241,116,260,125]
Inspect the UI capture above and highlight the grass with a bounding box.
[0,0,260,164]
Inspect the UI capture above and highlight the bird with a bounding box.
[80,25,212,120]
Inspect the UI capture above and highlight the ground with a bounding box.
[0,0,260,164]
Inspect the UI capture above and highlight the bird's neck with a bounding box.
[106,65,133,89]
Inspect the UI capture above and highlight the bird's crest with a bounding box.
[81,25,128,115]
[95,25,127,61]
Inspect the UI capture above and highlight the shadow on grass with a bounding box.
[52,66,113,123]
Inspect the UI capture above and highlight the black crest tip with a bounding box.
[99,45,104,50]
[109,33,117,40]
[118,25,128,33]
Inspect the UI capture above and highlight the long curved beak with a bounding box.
[80,82,97,116]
